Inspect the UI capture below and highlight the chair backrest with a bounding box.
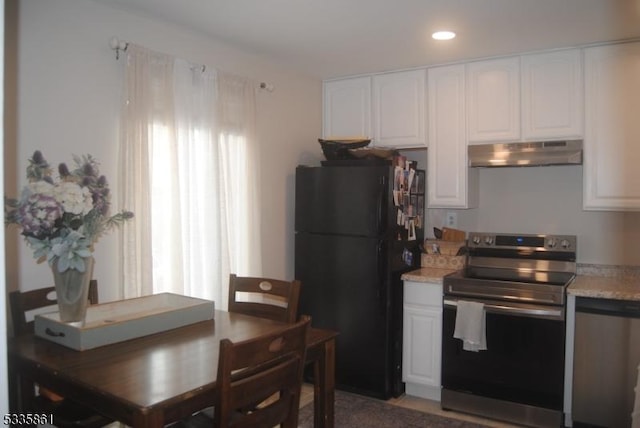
[214,316,310,428]
[9,280,99,335]
[228,274,301,324]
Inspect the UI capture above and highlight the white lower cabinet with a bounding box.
[403,281,443,401]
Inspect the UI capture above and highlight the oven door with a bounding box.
[442,297,566,412]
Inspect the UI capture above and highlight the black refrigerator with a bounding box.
[294,162,424,399]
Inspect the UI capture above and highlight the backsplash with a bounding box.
[421,253,465,270]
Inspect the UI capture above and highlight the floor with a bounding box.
[300,384,522,428]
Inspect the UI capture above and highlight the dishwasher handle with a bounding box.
[576,296,640,318]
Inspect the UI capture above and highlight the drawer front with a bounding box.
[404,281,443,306]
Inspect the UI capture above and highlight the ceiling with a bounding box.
[94,0,640,79]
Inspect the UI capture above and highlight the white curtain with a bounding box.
[118,45,262,307]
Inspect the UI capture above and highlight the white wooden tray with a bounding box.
[34,293,215,351]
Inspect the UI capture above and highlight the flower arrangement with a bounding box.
[5,150,133,273]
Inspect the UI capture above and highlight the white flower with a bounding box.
[5,151,133,273]
[23,181,55,198]
[54,182,93,215]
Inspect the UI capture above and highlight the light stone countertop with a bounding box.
[401,267,459,284]
[568,275,640,301]
[568,264,640,301]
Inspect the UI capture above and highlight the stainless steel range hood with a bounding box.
[468,140,583,167]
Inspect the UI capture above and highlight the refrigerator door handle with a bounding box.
[377,240,387,315]
[377,175,387,235]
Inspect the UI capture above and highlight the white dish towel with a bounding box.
[453,300,487,352]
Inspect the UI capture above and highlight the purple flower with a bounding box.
[83,162,95,177]
[26,151,52,182]
[81,176,95,187]
[92,190,110,215]
[58,163,70,178]
[32,150,46,165]
[18,194,63,238]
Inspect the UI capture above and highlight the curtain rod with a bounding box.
[108,37,274,92]
[109,36,129,60]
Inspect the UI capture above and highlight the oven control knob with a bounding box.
[546,238,557,248]
[472,236,481,245]
[484,236,494,245]
[560,239,571,249]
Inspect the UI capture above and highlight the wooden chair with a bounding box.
[228,274,301,324]
[214,315,310,427]
[175,316,311,428]
[10,280,99,335]
[9,280,113,428]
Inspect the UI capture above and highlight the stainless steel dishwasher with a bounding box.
[573,296,640,428]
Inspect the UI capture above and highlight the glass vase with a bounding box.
[51,257,95,326]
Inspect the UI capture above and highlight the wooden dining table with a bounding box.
[8,310,338,428]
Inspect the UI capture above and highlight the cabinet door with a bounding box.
[323,77,371,139]
[467,57,520,143]
[403,305,441,390]
[521,49,583,140]
[583,42,640,211]
[427,64,478,208]
[372,70,426,148]
[403,282,443,392]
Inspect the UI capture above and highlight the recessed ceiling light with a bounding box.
[432,31,456,41]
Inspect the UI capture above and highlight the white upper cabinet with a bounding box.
[372,69,427,148]
[427,64,478,208]
[467,51,583,144]
[467,57,521,143]
[323,77,371,139]
[322,48,583,154]
[521,49,583,140]
[583,42,640,211]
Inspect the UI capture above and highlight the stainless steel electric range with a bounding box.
[441,232,577,428]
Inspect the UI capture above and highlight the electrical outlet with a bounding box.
[445,211,457,228]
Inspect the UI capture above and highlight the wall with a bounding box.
[465,166,640,265]
[1,0,8,413]
[405,143,640,266]
[5,0,322,303]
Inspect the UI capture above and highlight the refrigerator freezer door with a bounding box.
[295,166,389,237]
[295,231,398,398]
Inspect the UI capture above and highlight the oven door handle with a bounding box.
[443,299,564,320]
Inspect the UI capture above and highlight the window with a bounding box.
[119,46,261,305]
